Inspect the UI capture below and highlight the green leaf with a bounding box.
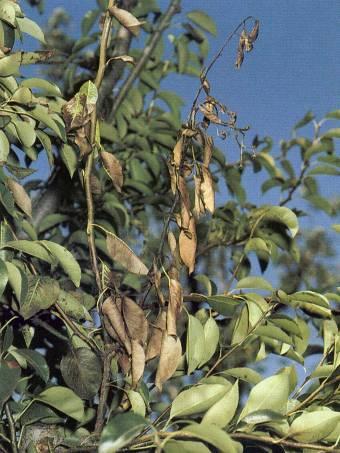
[236,276,273,292]
[308,165,340,176]
[2,240,54,263]
[0,1,16,27]
[164,440,210,453]
[170,384,229,419]
[289,410,340,442]
[221,367,262,385]
[35,386,85,422]
[293,111,314,129]
[244,238,270,255]
[181,424,242,453]
[40,241,81,287]
[60,143,78,178]
[186,315,205,374]
[205,295,241,316]
[290,290,329,308]
[241,409,284,425]
[16,17,45,43]
[81,9,100,36]
[4,261,27,302]
[202,380,239,428]
[323,128,340,138]
[57,290,91,321]
[260,206,299,238]
[0,258,8,297]
[15,349,49,382]
[38,214,69,234]
[187,10,217,35]
[0,130,10,161]
[332,224,340,233]
[256,323,293,345]
[60,348,102,399]
[239,374,290,420]
[0,53,21,76]
[99,413,148,453]
[20,275,60,319]
[200,317,219,365]
[0,361,20,408]
[326,109,340,119]
[21,78,61,97]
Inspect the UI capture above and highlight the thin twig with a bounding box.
[188,16,255,126]
[5,404,18,453]
[94,349,116,434]
[280,161,309,206]
[109,0,181,120]
[205,303,277,378]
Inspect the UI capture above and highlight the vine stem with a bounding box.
[84,0,115,434]
[5,404,18,453]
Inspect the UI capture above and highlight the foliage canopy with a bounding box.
[0,0,339,452]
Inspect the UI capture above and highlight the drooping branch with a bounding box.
[108,0,181,121]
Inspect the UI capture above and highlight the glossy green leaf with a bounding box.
[164,440,210,453]
[126,390,146,417]
[323,128,340,138]
[99,413,148,453]
[202,380,239,427]
[186,315,205,374]
[239,374,289,420]
[40,241,81,287]
[60,143,78,178]
[170,384,229,419]
[4,261,27,302]
[289,410,340,442]
[221,367,262,384]
[21,77,61,97]
[261,206,299,238]
[205,295,241,316]
[0,130,10,161]
[2,240,54,263]
[200,317,219,365]
[16,17,45,43]
[236,276,273,292]
[35,386,85,422]
[181,424,242,453]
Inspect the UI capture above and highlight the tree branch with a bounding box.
[5,404,18,453]
[108,0,181,121]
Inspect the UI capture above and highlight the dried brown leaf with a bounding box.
[6,178,32,217]
[90,174,101,195]
[173,137,183,168]
[201,77,210,95]
[178,176,191,229]
[155,331,182,391]
[201,167,215,214]
[122,297,148,344]
[101,150,123,192]
[102,297,131,354]
[106,233,148,275]
[249,20,260,43]
[167,231,177,257]
[167,162,177,195]
[167,278,183,336]
[146,311,166,361]
[193,175,204,218]
[179,216,197,274]
[203,135,213,167]
[199,104,222,124]
[109,6,144,36]
[131,339,145,387]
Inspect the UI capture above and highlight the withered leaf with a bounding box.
[102,297,131,354]
[173,137,183,168]
[146,310,167,361]
[201,76,210,95]
[167,278,183,336]
[167,161,177,195]
[111,55,135,64]
[131,339,145,388]
[74,123,92,157]
[178,176,191,230]
[203,135,213,167]
[122,297,148,344]
[62,81,97,131]
[153,262,165,306]
[249,20,260,43]
[109,6,144,36]
[201,166,215,214]
[167,231,177,257]
[90,174,102,195]
[101,150,123,192]
[199,104,222,124]
[179,216,197,274]
[6,178,32,217]
[193,175,204,218]
[106,233,148,275]
[155,331,182,391]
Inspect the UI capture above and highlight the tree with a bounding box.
[0,1,339,452]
